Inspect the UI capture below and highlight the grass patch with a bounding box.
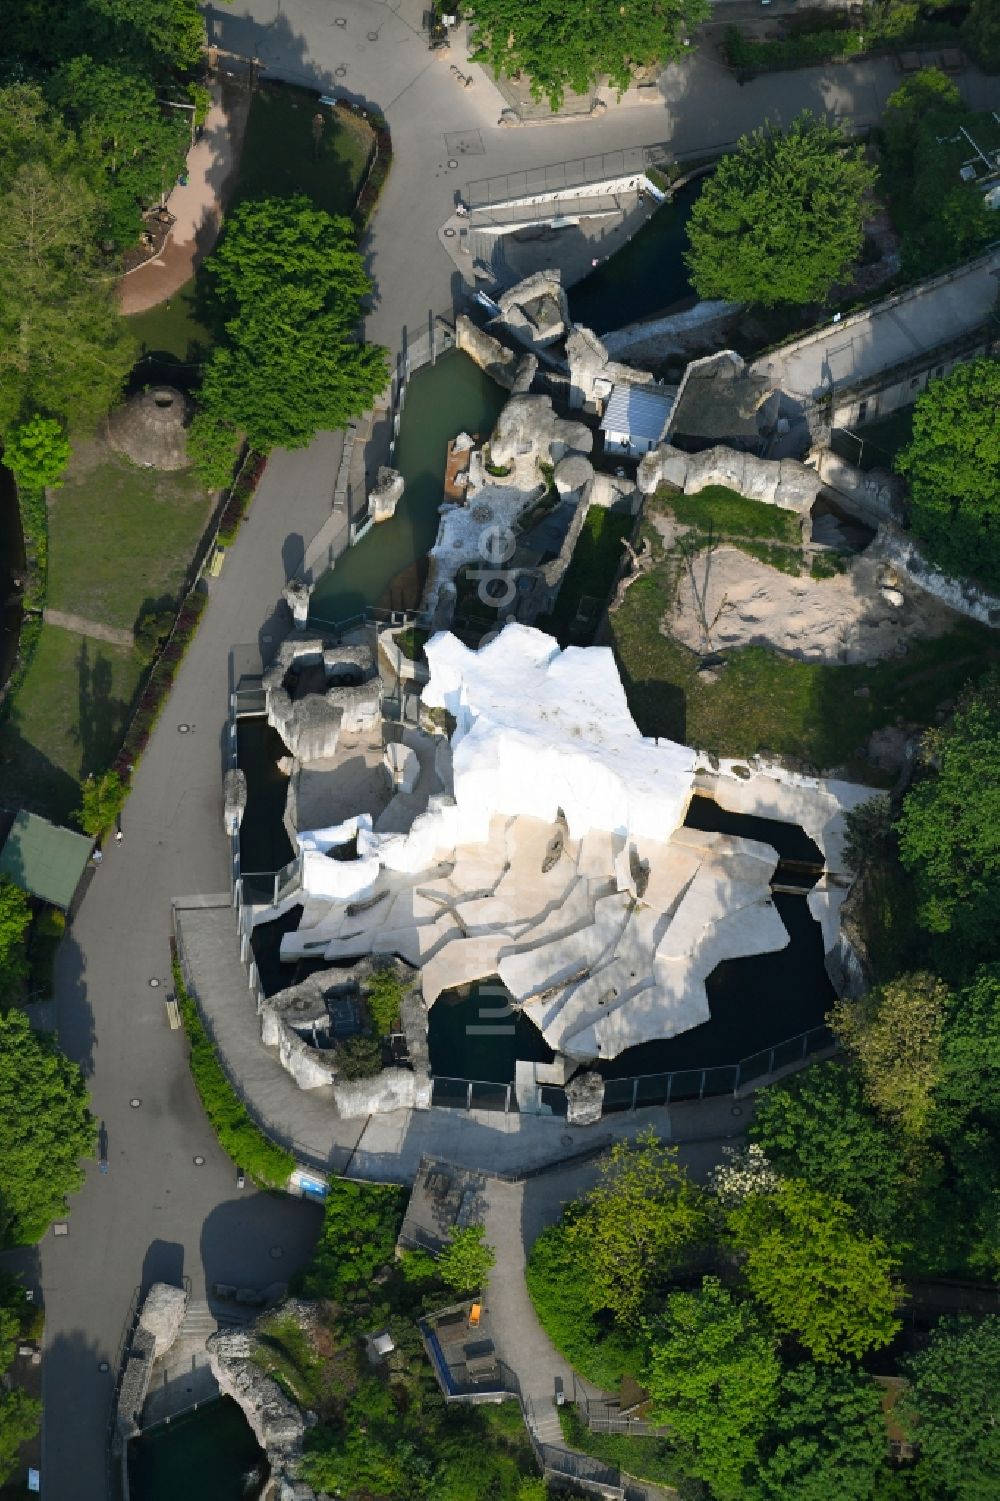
[541,506,634,642]
[47,442,212,632]
[172,956,295,1190]
[558,1406,686,1489]
[0,625,144,820]
[811,551,851,580]
[235,85,373,219]
[127,277,212,364]
[610,513,1000,778]
[664,484,802,545]
[737,539,803,576]
[395,627,428,663]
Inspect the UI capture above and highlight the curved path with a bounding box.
[33,4,1000,1496]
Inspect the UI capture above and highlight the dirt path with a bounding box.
[118,81,249,315]
[42,609,134,648]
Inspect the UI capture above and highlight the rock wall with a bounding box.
[638,443,820,517]
[810,448,905,526]
[456,315,520,389]
[208,1320,317,1501]
[875,525,1000,629]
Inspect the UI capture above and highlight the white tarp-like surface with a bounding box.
[423,624,696,845]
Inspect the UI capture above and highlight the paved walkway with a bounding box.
[41,608,133,648]
[119,82,249,315]
[754,247,1000,401]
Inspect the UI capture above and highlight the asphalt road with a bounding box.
[32,3,1000,1495]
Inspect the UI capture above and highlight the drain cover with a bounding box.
[177,723,190,734]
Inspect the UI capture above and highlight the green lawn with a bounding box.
[540,505,635,641]
[610,506,1000,779]
[234,84,373,218]
[0,624,144,821]
[47,441,212,632]
[666,484,802,544]
[128,277,212,363]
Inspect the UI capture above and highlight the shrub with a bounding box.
[525,1217,644,1388]
[336,1035,383,1079]
[3,416,71,492]
[299,1178,407,1302]
[75,769,126,837]
[438,1226,496,1293]
[394,628,429,664]
[365,966,406,1034]
[172,956,294,1189]
[113,588,208,778]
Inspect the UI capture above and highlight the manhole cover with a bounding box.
[334,64,347,78]
[177,723,191,734]
[447,158,458,169]
[443,226,456,238]
[193,1155,206,1166]
[99,1360,110,1373]
[367,30,379,41]
[335,15,347,25]
[561,1134,573,1147]
[731,1105,744,1117]
[53,1223,69,1237]
[149,977,161,988]
[270,1246,284,1260]
[130,1098,142,1108]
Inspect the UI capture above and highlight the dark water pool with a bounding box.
[236,718,293,876]
[567,179,701,335]
[429,982,554,1084]
[683,789,823,868]
[128,1398,268,1501]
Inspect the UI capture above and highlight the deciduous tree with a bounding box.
[3,415,71,492]
[464,0,709,111]
[0,1008,95,1246]
[727,1180,901,1362]
[901,1316,1000,1501]
[896,671,1000,961]
[685,114,876,306]
[570,1128,709,1321]
[75,769,127,838]
[644,1276,781,1500]
[750,1361,888,1501]
[750,1061,910,1242]
[197,197,388,454]
[896,360,1000,590]
[437,1226,496,1294]
[830,972,948,1144]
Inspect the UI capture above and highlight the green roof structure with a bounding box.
[0,810,92,910]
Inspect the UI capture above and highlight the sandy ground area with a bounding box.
[667,538,955,665]
[119,82,249,314]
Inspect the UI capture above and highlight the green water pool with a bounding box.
[308,350,507,626]
[128,1398,267,1501]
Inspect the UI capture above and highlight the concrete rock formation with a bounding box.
[107,385,191,470]
[489,395,593,487]
[496,269,570,351]
[224,768,247,834]
[456,315,521,389]
[137,1282,188,1357]
[283,579,313,629]
[369,466,405,524]
[264,639,381,762]
[208,1316,317,1501]
[565,1070,605,1125]
[638,442,820,517]
[566,324,652,412]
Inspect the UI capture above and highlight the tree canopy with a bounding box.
[896,359,1000,591]
[437,1226,496,1294]
[750,1061,910,1242]
[829,972,948,1144]
[896,671,1000,963]
[901,1317,1000,1501]
[644,1276,780,1499]
[568,1128,709,1322]
[685,114,876,306]
[0,85,134,436]
[727,1180,901,1362]
[0,1008,95,1245]
[750,1361,887,1501]
[194,196,388,458]
[465,0,709,111]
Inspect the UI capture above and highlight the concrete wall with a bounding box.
[831,333,997,428]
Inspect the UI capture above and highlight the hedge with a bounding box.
[112,587,208,779]
[171,954,295,1189]
[352,111,392,232]
[724,18,960,73]
[216,449,268,547]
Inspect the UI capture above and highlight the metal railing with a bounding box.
[464,146,669,208]
[600,1023,836,1114]
[431,1075,514,1114]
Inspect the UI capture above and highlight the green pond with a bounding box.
[308,350,508,626]
[128,1398,267,1501]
